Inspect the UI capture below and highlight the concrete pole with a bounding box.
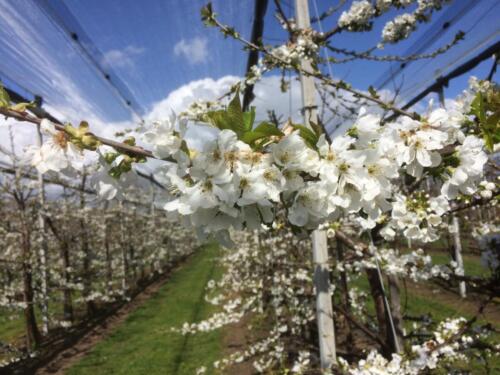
[35,123,50,335]
[295,0,337,368]
[452,215,467,298]
[119,201,128,295]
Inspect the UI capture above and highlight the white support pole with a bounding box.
[311,230,337,367]
[295,0,337,368]
[452,215,467,298]
[119,201,128,294]
[35,123,50,335]
[150,176,156,217]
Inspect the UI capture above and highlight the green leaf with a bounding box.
[242,106,256,132]
[206,110,231,130]
[470,92,486,123]
[309,121,323,137]
[471,91,500,152]
[253,122,284,137]
[64,123,79,138]
[200,3,216,27]
[227,90,245,136]
[205,92,256,139]
[240,122,283,148]
[292,124,319,149]
[485,111,500,132]
[180,139,190,155]
[123,136,136,146]
[240,131,270,145]
[482,110,500,151]
[0,83,11,108]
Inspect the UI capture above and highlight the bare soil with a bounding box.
[222,314,255,375]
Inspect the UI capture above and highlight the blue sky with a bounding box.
[0,0,498,135]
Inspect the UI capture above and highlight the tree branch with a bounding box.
[0,107,163,161]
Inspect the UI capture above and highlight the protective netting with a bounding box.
[0,1,497,132]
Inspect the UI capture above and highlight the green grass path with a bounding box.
[67,243,222,375]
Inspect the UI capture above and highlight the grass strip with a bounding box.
[67,243,222,375]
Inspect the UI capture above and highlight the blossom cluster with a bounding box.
[381,193,450,242]
[340,317,492,374]
[174,224,495,373]
[338,0,375,31]
[338,0,376,31]
[143,98,488,244]
[23,80,494,248]
[341,247,456,281]
[262,27,321,71]
[381,1,449,43]
[335,0,450,44]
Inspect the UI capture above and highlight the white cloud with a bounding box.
[173,37,208,65]
[146,74,384,139]
[147,76,238,119]
[251,75,304,123]
[101,45,144,70]
[0,118,36,165]
[147,75,306,124]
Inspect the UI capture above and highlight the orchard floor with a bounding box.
[62,247,499,375]
[54,243,222,375]
[351,250,500,374]
[2,245,498,374]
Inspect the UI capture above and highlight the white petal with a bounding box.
[416,148,432,167]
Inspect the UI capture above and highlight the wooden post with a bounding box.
[452,215,467,298]
[35,123,50,335]
[336,240,353,351]
[365,268,390,353]
[295,0,337,368]
[369,232,402,355]
[311,231,337,367]
[387,275,404,351]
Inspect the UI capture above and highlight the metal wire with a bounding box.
[34,0,144,122]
